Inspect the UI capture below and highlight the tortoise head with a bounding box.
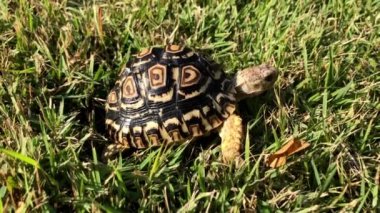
[233,64,278,101]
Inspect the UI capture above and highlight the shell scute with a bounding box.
[105,45,236,149]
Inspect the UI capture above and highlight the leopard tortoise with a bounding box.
[104,45,277,162]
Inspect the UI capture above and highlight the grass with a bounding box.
[0,0,379,212]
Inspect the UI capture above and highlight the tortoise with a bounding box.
[104,45,277,162]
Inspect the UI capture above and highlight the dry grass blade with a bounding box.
[266,138,310,168]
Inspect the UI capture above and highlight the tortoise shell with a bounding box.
[105,45,236,149]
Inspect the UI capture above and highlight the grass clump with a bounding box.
[0,0,379,212]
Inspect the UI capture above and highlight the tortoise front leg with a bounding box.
[219,113,244,163]
[102,142,130,161]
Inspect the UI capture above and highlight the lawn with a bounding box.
[0,0,379,212]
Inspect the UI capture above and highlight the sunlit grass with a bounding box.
[0,0,379,211]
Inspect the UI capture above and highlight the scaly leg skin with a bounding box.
[102,143,129,161]
[219,113,244,163]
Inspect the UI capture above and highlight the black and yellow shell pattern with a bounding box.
[105,45,236,149]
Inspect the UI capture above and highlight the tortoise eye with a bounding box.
[181,65,201,88]
[122,76,138,99]
[148,64,167,89]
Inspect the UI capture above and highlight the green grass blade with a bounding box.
[0,148,40,169]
